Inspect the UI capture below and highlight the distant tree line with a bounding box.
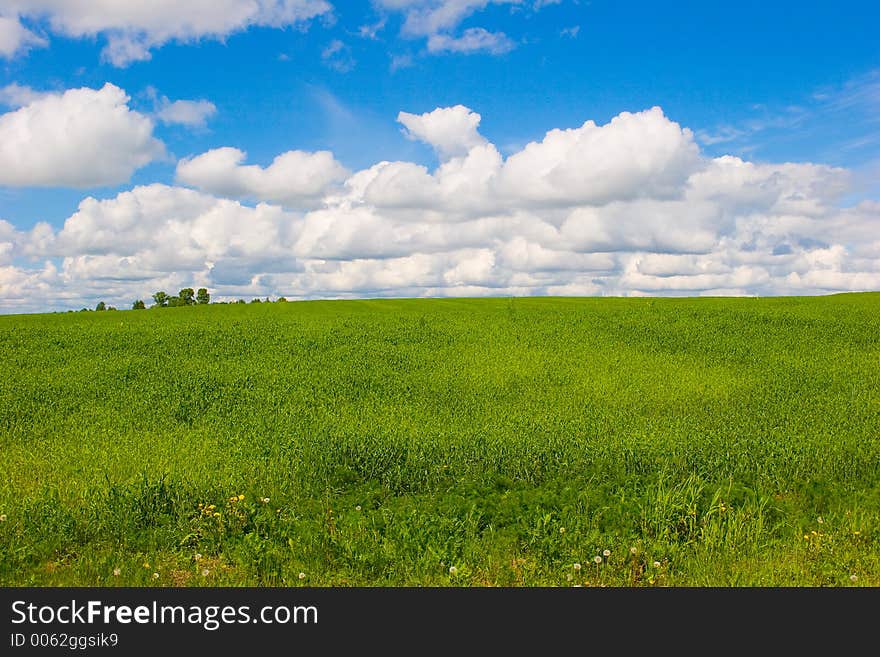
[143,287,211,309]
[84,288,292,312]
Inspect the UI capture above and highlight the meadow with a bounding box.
[0,294,878,586]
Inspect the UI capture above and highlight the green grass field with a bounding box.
[1,294,878,586]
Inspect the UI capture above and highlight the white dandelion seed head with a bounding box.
[261,497,270,504]
[653,561,662,569]
[152,572,159,579]
[298,572,306,580]
[113,568,121,576]
[202,569,210,576]
[593,556,602,564]
[573,563,582,571]
[566,574,573,581]
[449,566,458,575]
[817,516,824,524]
[630,547,638,555]
[850,574,858,582]
[355,505,362,511]
[603,549,611,557]
[559,527,565,534]
[194,553,203,561]
[0,514,6,522]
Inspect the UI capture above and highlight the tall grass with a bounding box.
[1,294,878,585]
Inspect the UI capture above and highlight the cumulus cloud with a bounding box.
[398,105,488,159]
[3,0,332,66]
[175,147,349,208]
[0,83,165,188]
[2,104,879,312]
[496,107,702,206]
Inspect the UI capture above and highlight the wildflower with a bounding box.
[559,527,566,534]
[194,553,203,561]
[0,514,6,522]
[603,549,611,557]
[653,561,661,569]
[630,547,638,555]
[202,569,210,577]
[298,572,306,580]
[238,494,245,501]
[566,574,573,582]
[152,573,159,579]
[853,531,861,536]
[573,563,582,571]
[113,568,121,577]
[213,512,221,518]
[449,566,458,575]
[143,563,150,569]
[355,505,362,511]
[261,497,270,504]
[849,574,858,582]
[593,556,602,564]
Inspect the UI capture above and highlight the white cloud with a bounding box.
[398,105,488,159]
[321,38,355,72]
[427,28,514,54]
[3,0,332,66]
[2,104,880,312]
[377,0,519,37]
[0,14,45,57]
[0,83,165,188]
[0,82,49,107]
[496,107,703,206]
[374,0,550,56]
[156,99,217,128]
[176,147,349,207]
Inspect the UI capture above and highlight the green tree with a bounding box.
[277,297,288,302]
[152,291,169,307]
[179,288,195,305]
[132,300,146,310]
[95,301,106,311]
[196,288,210,304]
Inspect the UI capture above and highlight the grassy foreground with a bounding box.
[1,294,878,586]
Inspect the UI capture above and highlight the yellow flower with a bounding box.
[213,512,221,518]
[238,494,245,501]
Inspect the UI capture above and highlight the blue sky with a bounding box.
[0,0,878,311]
